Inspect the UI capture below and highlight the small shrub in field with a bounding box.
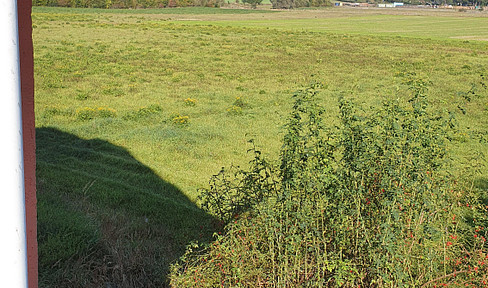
[184,98,197,107]
[170,79,488,287]
[76,107,116,121]
[226,105,243,115]
[172,114,190,125]
[123,104,163,121]
[233,96,247,108]
[226,96,248,115]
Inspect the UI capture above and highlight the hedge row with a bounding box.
[32,0,225,9]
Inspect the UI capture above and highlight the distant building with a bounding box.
[378,2,403,7]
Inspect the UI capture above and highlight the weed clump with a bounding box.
[170,79,488,287]
[76,107,116,121]
[184,98,197,106]
[227,96,248,115]
[172,114,190,125]
[123,104,163,121]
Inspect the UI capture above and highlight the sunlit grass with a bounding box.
[34,7,488,195]
[215,15,488,40]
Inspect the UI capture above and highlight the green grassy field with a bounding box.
[33,6,488,287]
[219,15,488,40]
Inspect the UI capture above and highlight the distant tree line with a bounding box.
[425,0,488,6]
[32,0,334,8]
[32,0,225,8]
[270,0,330,8]
[32,0,485,9]
[397,0,487,5]
[340,0,486,6]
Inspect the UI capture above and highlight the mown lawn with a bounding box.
[33,6,488,287]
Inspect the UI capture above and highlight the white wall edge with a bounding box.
[0,1,28,287]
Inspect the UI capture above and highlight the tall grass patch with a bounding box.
[171,80,488,287]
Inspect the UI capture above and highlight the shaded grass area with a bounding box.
[33,7,488,287]
[37,127,215,287]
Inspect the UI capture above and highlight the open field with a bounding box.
[33,6,488,287]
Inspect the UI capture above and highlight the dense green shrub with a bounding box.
[170,79,488,287]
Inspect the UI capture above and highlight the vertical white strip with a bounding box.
[0,1,28,288]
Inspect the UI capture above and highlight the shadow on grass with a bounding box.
[36,127,216,288]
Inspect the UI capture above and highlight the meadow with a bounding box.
[33,6,488,287]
